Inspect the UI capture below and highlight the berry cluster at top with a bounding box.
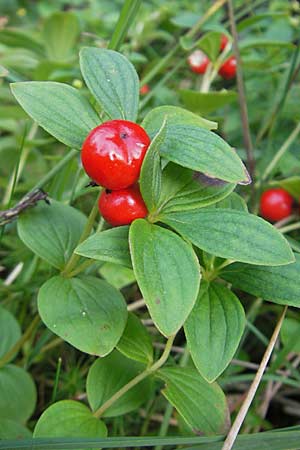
[81,120,150,226]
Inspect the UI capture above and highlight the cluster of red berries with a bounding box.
[260,188,295,222]
[187,34,237,80]
[81,120,151,226]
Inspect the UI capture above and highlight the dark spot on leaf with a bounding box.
[193,171,227,186]
[155,298,161,305]
[192,429,205,436]
[101,324,110,331]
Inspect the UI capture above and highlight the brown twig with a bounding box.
[227,0,255,180]
[221,305,288,450]
[0,189,49,226]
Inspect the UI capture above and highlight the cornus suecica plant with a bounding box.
[8,44,299,443]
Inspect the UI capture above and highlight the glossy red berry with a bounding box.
[81,120,151,190]
[99,185,148,226]
[218,56,237,79]
[140,84,150,95]
[220,34,229,51]
[187,50,210,74]
[260,188,293,222]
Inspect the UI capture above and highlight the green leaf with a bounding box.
[11,81,99,149]
[215,192,248,212]
[38,275,127,356]
[181,31,226,61]
[0,365,36,423]
[43,12,80,61]
[0,306,21,361]
[180,90,237,115]
[99,262,135,289]
[158,124,249,185]
[240,38,294,50]
[221,254,300,306]
[161,209,294,266]
[142,106,217,138]
[157,366,229,435]
[34,400,107,444]
[18,200,86,270]
[79,47,139,121]
[129,220,200,336]
[0,28,44,55]
[281,317,300,352]
[75,226,131,268]
[160,169,235,213]
[117,313,153,364]
[87,351,151,417]
[184,281,245,382]
[140,120,166,213]
[0,419,31,439]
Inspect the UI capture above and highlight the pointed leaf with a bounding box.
[157,366,229,435]
[87,351,151,417]
[159,124,249,184]
[38,275,127,356]
[161,209,294,266]
[18,200,86,270]
[43,12,80,61]
[11,81,99,149]
[129,220,200,336]
[80,47,139,121]
[221,254,300,307]
[185,281,245,382]
[75,226,131,268]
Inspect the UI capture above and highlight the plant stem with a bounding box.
[93,335,176,419]
[61,196,100,276]
[261,121,300,182]
[221,305,288,450]
[108,0,142,52]
[279,222,300,234]
[0,315,40,368]
[227,0,255,180]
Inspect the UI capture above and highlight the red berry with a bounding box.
[187,50,210,74]
[260,188,293,222]
[81,120,151,190]
[99,185,148,226]
[140,84,150,95]
[220,34,229,51]
[218,56,237,79]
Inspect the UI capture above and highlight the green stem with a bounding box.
[0,315,40,368]
[93,335,176,419]
[279,222,300,234]
[61,195,100,276]
[108,0,142,52]
[66,259,96,278]
[261,121,300,182]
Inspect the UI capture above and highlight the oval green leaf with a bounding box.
[161,209,294,266]
[87,351,152,418]
[18,200,86,270]
[34,400,107,443]
[180,90,237,115]
[157,366,229,435]
[0,419,31,439]
[0,306,21,361]
[75,226,131,268]
[142,105,217,138]
[0,365,36,423]
[221,254,300,306]
[159,124,249,184]
[117,313,153,365]
[185,281,245,382]
[38,275,127,356]
[80,47,139,121]
[11,81,99,149]
[129,220,200,336]
[43,12,80,61]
